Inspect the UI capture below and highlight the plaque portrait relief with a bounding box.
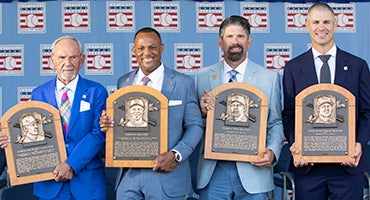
[105,85,168,168]
[120,97,149,128]
[204,82,268,162]
[1,101,66,186]
[294,84,355,163]
[16,112,53,147]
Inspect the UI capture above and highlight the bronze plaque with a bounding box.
[1,101,67,186]
[105,85,168,168]
[204,82,268,162]
[295,84,355,163]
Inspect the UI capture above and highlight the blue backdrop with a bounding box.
[0,0,369,117]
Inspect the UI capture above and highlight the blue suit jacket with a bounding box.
[282,47,370,175]
[196,60,284,193]
[115,67,204,197]
[31,75,108,199]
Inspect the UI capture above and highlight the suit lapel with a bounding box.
[46,77,59,108]
[243,60,259,85]
[67,76,84,134]
[161,67,175,98]
[209,62,223,89]
[301,50,319,85]
[334,48,349,85]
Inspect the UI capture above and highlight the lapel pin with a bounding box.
[344,66,348,71]
[212,73,217,80]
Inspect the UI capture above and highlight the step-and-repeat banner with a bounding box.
[0,0,369,115]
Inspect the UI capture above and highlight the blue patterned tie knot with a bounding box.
[229,69,238,82]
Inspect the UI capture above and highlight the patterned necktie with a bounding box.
[319,55,331,83]
[60,87,71,133]
[142,76,151,86]
[229,69,238,82]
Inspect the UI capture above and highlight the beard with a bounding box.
[226,45,244,62]
[61,66,76,82]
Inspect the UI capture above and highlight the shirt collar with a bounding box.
[312,45,337,60]
[136,63,164,84]
[223,58,248,76]
[56,75,79,93]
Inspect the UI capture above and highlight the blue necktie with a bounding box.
[319,55,331,83]
[229,69,238,82]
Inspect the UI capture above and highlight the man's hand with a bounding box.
[200,90,215,117]
[290,143,312,168]
[0,133,10,149]
[152,151,177,172]
[100,110,114,132]
[250,148,275,168]
[342,142,362,167]
[54,162,74,182]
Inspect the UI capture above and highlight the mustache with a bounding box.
[62,66,74,71]
[228,44,243,51]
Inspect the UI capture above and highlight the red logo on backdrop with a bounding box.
[241,2,269,33]
[152,2,180,32]
[175,44,203,75]
[18,87,34,103]
[18,2,46,33]
[85,44,113,75]
[196,2,224,33]
[264,44,292,75]
[62,1,90,33]
[331,3,355,32]
[40,44,55,76]
[285,3,310,33]
[107,1,134,32]
[0,45,24,76]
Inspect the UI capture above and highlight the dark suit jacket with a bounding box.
[31,75,108,199]
[282,47,370,175]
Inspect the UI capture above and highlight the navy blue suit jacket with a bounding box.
[282,47,370,175]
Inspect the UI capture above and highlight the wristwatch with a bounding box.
[171,150,181,162]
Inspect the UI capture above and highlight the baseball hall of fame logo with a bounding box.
[241,2,269,33]
[85,43,114,75]
[174,43,202,75]
[62,1,90,33]
[18,2,46,34]
[196,2,224,33]
[106,1,135,32]
[40,44,56,76]
[285,3,311,33]
[330,3,355,32]
[151,1,180,32]
[129,43,139,71]
[0,45,24,76]
[264,43,292,75]
[18,87,35,103]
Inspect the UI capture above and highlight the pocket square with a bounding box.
[80,100,90,112]
[169,100,182,106]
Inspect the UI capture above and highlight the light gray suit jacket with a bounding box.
[115,66,204,197]
[196,60,284,194]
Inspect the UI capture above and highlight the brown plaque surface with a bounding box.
[1,101,66,186]
[295,84,355,163]
[105,85,168,168]
[204,82,268,162]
